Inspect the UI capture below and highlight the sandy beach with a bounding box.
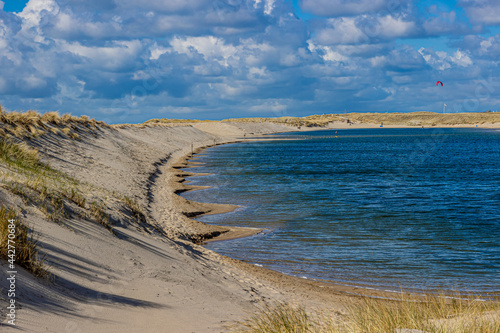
[0,120,347,332]
[1,115,499,332]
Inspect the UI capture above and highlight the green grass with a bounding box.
[0,205,48,278]
[0,139,41,171]
[233,292,500,333]
[0,137,115,232]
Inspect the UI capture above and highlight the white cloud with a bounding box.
[58,40,143,71]
[0,0,498,122]
[170,36,238,66]
[253,0,276,15]
[264,0,276,15]
[314,15,416,46]
[158,106,193,114]
[249,100,287,113]
[149,45,170,60]
[248,67,269,79]
[376,15,416,39]
[451,50,473,67]
[418,47,472,71]
[460,0,500,25]
[315,18,366,44]
[301,0,388,17]
[18,0,59,28]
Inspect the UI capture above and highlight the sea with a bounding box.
[181,128,500,294]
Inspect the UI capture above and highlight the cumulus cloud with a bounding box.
[458,34,500,58]
[460,0,500,25]
[418,48,473,71]
[0,0,499,121]
[300,0,388,17]
[312,14,417,46]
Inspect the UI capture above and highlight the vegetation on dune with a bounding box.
[0,205,48,278]
[234,292,500,333]
[0,108,162,278]
[0,107,117,230]
[223,111,500,127]
[0,108,158,246]
[143,118,210,124]
[0,140,114,228]
[0,106,109,140]
[143,111,500,128]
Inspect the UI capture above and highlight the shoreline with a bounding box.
[164,132,410,301]
[170,127,500,299]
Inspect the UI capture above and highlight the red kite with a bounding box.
[436,81,443,86]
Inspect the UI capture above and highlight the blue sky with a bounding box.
[1,0,500,123]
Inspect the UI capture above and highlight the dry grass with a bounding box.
[0,137,115,232]
[0,139,41,171]
[233,292,500,333]
[89,200,112,231]
[0,106,110,140]
[222,112,500,127]
[0,108,118,231]
[234,303,312,333]
[0,205,48,278]
[123,196,147,225]
[143,118,210,124]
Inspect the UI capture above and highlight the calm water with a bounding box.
[182,128,500,293]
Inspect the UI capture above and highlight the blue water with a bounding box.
[181,128,500,293]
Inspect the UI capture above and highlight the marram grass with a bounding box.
[0,106,109,140]
[0,205,48,278]
[233,292,500,333]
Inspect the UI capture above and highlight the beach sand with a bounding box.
[0,121,349,332]
[1,118,499,332]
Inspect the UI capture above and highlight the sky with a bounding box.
[1,0,500,123]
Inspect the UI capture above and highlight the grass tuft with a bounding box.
[123,196,147,224]
[89,200,112,231]
[235,303,312,333]
[0,205,49,278]
[233,292,500,333]
[0,107,110,141]
[0,139,41,171]
[41,111,61,125]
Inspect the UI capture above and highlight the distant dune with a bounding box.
[222,111,500,128]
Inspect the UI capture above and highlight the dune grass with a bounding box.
[0,109,151,239]
[0,136,115,232]
[233,292,500,333]
[122,195,147,225]
[0,205,48,278]
[222,111,500,127]
[142,111,500,128]
[0,107,109,140]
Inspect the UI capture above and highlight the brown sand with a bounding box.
[1,118,499,332]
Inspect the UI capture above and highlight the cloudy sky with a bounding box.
[0,0,500,123]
